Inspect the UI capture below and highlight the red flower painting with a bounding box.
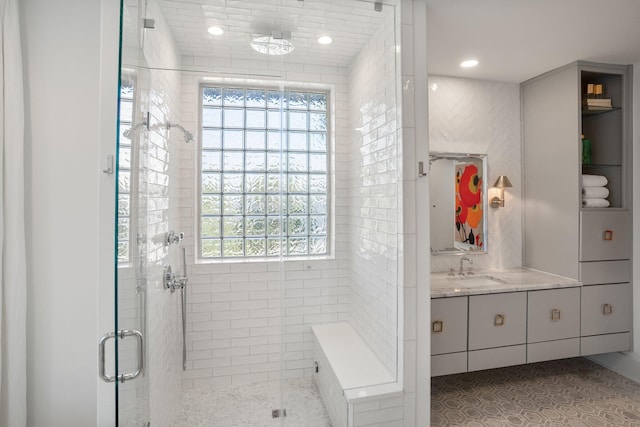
[455,163,483,248]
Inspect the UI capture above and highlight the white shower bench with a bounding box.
[311,322,403,427]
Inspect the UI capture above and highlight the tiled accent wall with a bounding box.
[347,8,399,377]
[178,58,353,388]
[428,75,522,272]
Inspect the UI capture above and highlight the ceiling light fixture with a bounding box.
[207,26,224,36]
[317,35,333,45]
[460,59,479,68]
[251,31,294,56]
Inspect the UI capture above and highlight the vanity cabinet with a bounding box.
[431,296,468,376]
[527,288,580,363]
[467,293,527,371]
[581,283,632,355]
[522,61,632,355]
[431,286,582,376]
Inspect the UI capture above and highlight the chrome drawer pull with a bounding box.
[551,309,561,321]
[494,314,505,326]
[603,303,613,315]
[432,320,444,333]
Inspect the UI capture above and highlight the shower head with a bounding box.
[165,122,195,143]
[123,121,148,140]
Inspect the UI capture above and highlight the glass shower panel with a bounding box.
[116,0,151,425]
[279,2,400,425]
[114,0,400,426]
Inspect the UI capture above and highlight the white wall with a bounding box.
[428,75,522,273]
[400,1,430,426]
[634,61,640,362]
[21,0,120,425]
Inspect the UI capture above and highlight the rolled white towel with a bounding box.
[582,187,609,199]
[582,174,608,187]
[582,198,610,208]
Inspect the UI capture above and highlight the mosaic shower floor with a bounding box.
[169,377,332,427]
[431,357,640,426]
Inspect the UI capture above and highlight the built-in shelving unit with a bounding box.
[522,61,632,356]
[580,69,626,209]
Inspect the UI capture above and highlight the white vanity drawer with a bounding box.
[431,352,467,377]
[468,292,526,351]
[579,211,631,261]
[579,260,630,285]
[527,287,580,343]
[581,283,631,336]
[468,345,526,372]
[581,332,631,356]
[431,297,468,355]
[527,338,580,363]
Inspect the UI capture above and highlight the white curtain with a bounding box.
[0,0,27,425]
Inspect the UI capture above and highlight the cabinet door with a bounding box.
[431,297,467,355]
[468,293,526,350]
[579,211,631,261]
[528,287,580,343]
[581,283,631,336]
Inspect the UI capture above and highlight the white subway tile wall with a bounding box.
[347,7,400,377]
[176,6,400,392]
[179,65,353,387]
[351,395,405,427]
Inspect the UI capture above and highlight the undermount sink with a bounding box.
[446,274,506,286]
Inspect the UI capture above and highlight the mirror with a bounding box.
[430,153,487,255]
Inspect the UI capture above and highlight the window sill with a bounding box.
[195,254,335,265]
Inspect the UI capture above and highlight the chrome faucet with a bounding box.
[459,256,473,275]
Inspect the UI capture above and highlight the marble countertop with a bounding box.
[431,267,582,298]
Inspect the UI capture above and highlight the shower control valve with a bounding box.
[165,230,184,246]
[163,265,186,293]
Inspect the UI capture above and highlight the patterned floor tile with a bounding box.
[431,358,640,427]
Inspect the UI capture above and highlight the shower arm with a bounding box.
[151,121,194,143]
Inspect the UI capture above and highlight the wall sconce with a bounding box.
[490,175,513,208]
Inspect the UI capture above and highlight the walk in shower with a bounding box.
[115,0,402,425]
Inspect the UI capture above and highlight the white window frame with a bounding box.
[197,82,333,261]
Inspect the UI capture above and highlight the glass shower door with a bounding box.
[114,0,150,425]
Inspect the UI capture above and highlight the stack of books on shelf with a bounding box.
[585,98,612,110]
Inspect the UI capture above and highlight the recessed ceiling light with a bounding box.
[460,59,479,68]
[207,26,224,36]
[317,35,333,45]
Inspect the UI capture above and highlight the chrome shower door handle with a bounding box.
[99,331,117,383]
[99,329,144,383]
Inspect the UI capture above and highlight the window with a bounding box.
[117,79,135,264]
[199,85,329,259]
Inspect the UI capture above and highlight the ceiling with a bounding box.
[427,0,640,83]
[158,0,390,69]
[155,0,640,83]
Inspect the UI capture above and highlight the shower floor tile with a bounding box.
[169,377,332,427]
[431,357,640,426]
